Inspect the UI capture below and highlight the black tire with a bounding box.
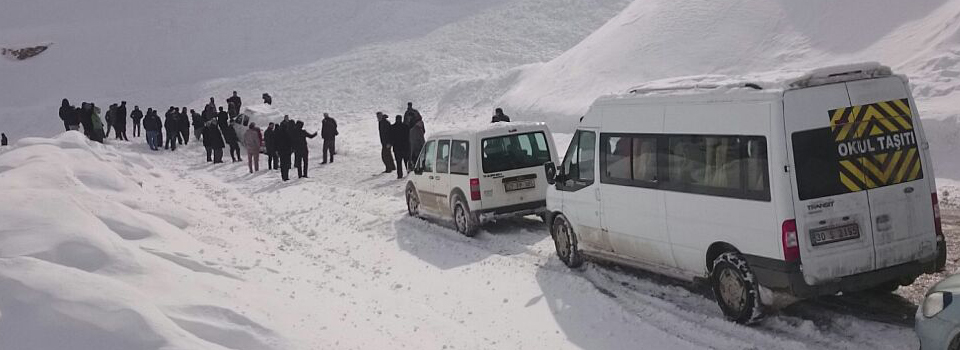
[864,280,901,294]
[452,196,478,237]
[405,184,420,217]
[949,333,960,350]
[710,252,764,324]
[551,214,583,268]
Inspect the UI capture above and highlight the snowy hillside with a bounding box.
[498,0,960,177]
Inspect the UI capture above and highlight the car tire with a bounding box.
[405,184,420,217]
[551,214,583,268]
[864,280,901,294]
[452,196,478,237]
[710,252,764,324]
[950,333,960,350]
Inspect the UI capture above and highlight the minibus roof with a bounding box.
[429,121,549,140]
[608,62,899,102]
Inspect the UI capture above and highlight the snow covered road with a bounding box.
[115,126,923,349]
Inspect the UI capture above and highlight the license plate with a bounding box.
[504,179,535,192]
[810,224,861,246]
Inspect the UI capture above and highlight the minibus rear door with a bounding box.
[784,83,877,285]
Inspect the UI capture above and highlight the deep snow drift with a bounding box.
[0,133,291,349]
[498,0,960,178]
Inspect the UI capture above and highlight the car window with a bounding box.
[422,140,437,173]
[481,131,552,173]
[450,140,469,175]
[560,130,596,185]
[436,140,451,174]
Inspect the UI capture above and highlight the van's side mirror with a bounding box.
[544,162,557,185]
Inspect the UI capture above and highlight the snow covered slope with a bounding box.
[501,0,960,122]
[0,0,508,138]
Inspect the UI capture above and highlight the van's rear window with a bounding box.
[792,126,923,201]
[481,132,551,173]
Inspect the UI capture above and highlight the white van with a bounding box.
[543,63,946,324]
[405,122,558,236]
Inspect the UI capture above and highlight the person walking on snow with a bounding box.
[275,118,294,181]
[377,112,395,173]
[114,102,129,141]
[264,122,278,170]
[222,119,242,162]
[104,104,116,138]
[293,121,318,178]
[202,120,226,163]
[164,109,179,151]
[191,109,203,141]
[320,113,338,164]
[491,108,511,123]
[89,104,105,143]
[0,133,7,146]
[227,91,242,117]
[244,123,262,173]
[391,115,410,179]
[408,116,425,168]
[178,107,190,145]
[262,92,272,105]
[130,106,143,137]
[143,108,161,150]
[403,102,422,125]
[59,99,76,131]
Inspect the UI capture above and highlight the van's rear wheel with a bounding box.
[453,196,478,237]
[551,214,582,268]
[710,252,763,324]
[405,184,420,217]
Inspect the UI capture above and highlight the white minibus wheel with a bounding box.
[710,252,764,324]
[551,214,582,268]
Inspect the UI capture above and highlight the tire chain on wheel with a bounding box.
[711,252,764,324]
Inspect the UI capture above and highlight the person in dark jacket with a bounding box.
[377,112,395,173]
[391,115,411,179]
[189,110,202,141]
[293,121,318,178]
[264,122,278,170]
[491,108,511,123]
[178,107,190,145]
[164,108,180,151]
[403,102,422,125]
[113,101,128,140]
[59,99,77,131]
[202,120,225,163]
[104,104,117,138]
[216,107,229,128]
[227,91,242,117]
[222,120,242,162]
[320,113,338,164]
[0,133,7,146]
[130,106,143,137]
[143,108,162,150]
[275,118,293,181]
[262,92,272,105]
[79,103,94,138]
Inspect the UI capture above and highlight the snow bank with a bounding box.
[0,132,287,350]
[499,0,960,178]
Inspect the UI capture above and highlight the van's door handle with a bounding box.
[904,186,914,194]
[428,176,434,180]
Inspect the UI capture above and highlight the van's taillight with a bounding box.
[933,193,944,240]
[782,219,800,262]
[470,178,481,201]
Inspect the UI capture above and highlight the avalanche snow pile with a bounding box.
[0,132,287,350]
[499,0,960,177]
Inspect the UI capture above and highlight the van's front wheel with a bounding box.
[711,252,764,324]
[551,214,583,268]
[405,184,420,217]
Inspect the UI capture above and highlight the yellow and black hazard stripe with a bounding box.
[827,98,923,192]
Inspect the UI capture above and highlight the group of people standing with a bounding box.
[261,112,338,181]
[377,102,426,179]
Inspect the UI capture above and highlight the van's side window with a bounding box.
[560,130,596,190]
[436,140,451,174]
[663,135,769,201]
[422,140,437,173]
[600,134,658,185]
[450,140,469,175]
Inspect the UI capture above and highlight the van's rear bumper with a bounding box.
[745,247,943,299]
[476,200,546,222]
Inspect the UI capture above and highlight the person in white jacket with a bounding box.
[243,123,263,173]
